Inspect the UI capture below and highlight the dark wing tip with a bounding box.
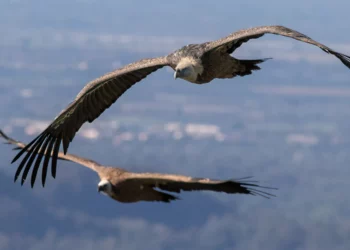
[335,52,350,69]
[231,177,277,199]
[323,48,350,69]
[0,130,10,140]
[11,134,39,164]
[14,133,46,186]
[42,137,56,187]
[244,184,277,199]
[12,130,61,187]
[30,136,52,188]
[51,136,62,179]
[247,187,277,199]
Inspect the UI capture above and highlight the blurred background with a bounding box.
[1,0,350,249]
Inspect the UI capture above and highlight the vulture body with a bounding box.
[1,130,275,203]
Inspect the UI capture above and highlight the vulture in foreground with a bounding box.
[11,25,350,187]
[1,131,275,202]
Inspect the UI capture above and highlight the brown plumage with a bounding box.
[1,130,276,203]
[11,25,350,185]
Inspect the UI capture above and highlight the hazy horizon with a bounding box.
[1,1,350,250]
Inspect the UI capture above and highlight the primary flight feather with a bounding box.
[11,25,350,186]
[1,130,275,203]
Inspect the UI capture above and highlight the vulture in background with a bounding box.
[1,130,275,202]
[11,25,350,187]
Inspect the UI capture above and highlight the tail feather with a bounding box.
[237,58,271,76]
[149,190,179,203]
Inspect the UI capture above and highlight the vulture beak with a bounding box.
[98,186,102,193]
[174,70,179,79]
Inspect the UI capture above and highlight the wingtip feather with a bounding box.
[336,53,350,69]
[0,130,8,139]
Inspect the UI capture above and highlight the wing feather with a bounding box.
[51,136,61,178]
[11,57,169,186]
[204,25,350,69]
[122,173,276,198]
[42,136,55,186]
[0,130,102,187]
[31,135,51,187]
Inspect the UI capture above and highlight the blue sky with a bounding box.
[1,1,350,250]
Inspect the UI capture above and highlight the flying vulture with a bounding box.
[1,130,275,202]
[11,25,350,186]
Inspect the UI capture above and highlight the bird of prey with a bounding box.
[11,25,350,187]
[1,131,275,202]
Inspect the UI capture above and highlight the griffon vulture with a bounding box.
[11,25,350,187]
[1,130,275,202]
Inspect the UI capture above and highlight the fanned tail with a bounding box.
[236,58,271,76]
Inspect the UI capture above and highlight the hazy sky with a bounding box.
[1,1,350,250]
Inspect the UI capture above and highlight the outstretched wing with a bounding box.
[1,130,102,187]
[11,56,169,187]
[203,25,350,68]
[122,172,276,198]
